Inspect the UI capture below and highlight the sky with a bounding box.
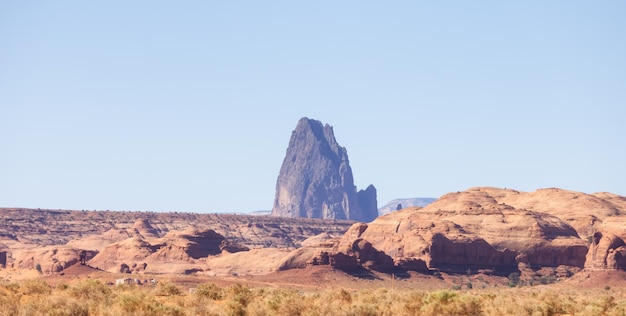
[1,1,625,213]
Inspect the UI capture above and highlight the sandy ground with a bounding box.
[3,262,622,294]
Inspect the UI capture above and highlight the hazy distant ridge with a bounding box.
[378,197,436,215]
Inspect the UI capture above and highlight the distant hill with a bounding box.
[378,197,437,215]
[248,210,271,216]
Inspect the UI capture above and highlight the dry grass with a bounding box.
[0,279,625,316]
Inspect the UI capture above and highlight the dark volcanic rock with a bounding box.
[271,118,377,222]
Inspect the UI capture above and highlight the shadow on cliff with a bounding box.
[341,267,383,280]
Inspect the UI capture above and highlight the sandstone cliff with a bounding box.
[271,117,377,222]
[87,228,249,274]
[301,187,615,275]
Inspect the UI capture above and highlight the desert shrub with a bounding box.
[591,295,616,314]
[56,283,69,291]
[339,288,352,303]
[419,290,483,316]
[20,279,52,295]
[0,283,20,295]
[5,278,626,316]
[225,283,253,307]
[350,303,379,316]
[0,294,19,316]
[508,272,520,287]
[221,283,255,316]
[421,290,457,315]
[227,300,247,316]
[195,282,223,300]
[186,303,224,316]
[154,281,181,296]
[402,291,426,314]
[115,292,183,316]
[262,289,289,312]
[40,295,89,316]
[537,275,557,285]
[69,279,112,302]
[118,293,146,314]
[271,289,307,316]
[454,295,482,316]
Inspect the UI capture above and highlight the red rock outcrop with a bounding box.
[472,187,625,238]
[132,218,161,239]
[320,187,591,274]
[428,233,517,272]
[327,223,394,272]
[14,246,97,273]
[586,232,626,270]
[87,228,249,273]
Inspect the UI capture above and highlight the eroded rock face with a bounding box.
[14,246,97,273]
[586,232,626,269]
[87,228,248,273]
[428,233,517,272]
[313,187,591,275]
[271,118,377,222]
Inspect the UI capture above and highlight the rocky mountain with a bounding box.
[378,197,437,215]
[271,117,378,222]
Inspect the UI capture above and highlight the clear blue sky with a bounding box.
[1,2,625,212]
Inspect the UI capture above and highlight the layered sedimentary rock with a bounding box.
[271,117,377,222]
[14,246,97,273]
[586,231,626,270]
[303,187,595,274]
[87,228,248,273]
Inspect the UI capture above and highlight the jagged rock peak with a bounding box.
[271,117,377,222]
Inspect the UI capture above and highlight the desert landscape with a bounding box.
[1,119,626,315]
[2,186,626,315]
[3,1,624,313]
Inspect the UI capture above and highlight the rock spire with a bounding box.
[271,117,377,222]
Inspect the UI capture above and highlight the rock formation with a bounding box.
[0,209,355,252]
[14,246,97,273]
[87,228,249,274]
[132,218,161,239]
[271,117,378,222]
[586,231,626,270]
[301,187,595,275]
[3,187,626,277]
